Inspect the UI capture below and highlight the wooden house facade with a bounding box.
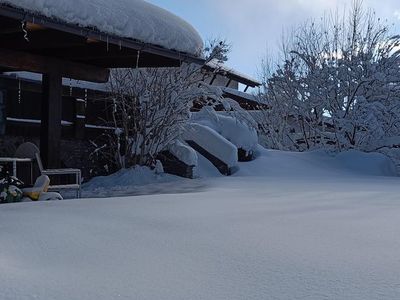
[0,1,204,179]
[0,73,116,179]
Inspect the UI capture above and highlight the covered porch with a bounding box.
[0,3,203,169]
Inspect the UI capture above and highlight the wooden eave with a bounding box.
[203,65,261,88]
[0,4,205,77]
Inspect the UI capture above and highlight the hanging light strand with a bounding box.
[69,78,73,96]
[84,89,88,107]
[18,79,22,105]
[21,21,29,42]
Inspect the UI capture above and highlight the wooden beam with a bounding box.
[40,72,62,168]
[3,29,88,51]
[26,22,46,32]
[0,48,110,83]
[0,22,44,35]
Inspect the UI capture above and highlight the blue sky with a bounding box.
[148,0,400,80]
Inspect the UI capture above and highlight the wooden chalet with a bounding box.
[0,2,204,175]
[193,60,265,111]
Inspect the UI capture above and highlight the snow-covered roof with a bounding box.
[0,0,204,56]
[222,87,259,103]
[206,59,261,86]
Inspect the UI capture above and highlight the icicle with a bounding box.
[119,40,122,51]
[18,79,22,105]
[106,36,109,52]
[69,78,73,96]
[21,21,29,42]
[84,89,88,107]
[113,97,117,113]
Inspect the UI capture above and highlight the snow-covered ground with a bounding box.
[1,147,400,299]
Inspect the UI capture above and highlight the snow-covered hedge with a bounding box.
[191,107,258,154]
[182,123,238,168]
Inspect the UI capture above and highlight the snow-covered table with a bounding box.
[0,157,33,178]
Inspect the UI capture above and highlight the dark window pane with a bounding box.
[0,91,5,135]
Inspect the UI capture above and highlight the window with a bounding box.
[0,91,5,135]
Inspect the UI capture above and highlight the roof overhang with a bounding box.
[203,60,261,88]
[0,4,205,82]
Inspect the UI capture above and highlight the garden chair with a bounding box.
[35,153,82,198]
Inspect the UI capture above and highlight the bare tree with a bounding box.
[258,0,400,152]
[106,65,222,169]
[91,40,231,171]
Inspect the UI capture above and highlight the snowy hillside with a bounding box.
[235,147,397,178]
[1,148,400,299]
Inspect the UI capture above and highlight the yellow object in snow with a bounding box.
[23,175,50,201]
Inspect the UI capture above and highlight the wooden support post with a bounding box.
[40,72,62,169]
[209,74,217,86]
[74,98,86,140]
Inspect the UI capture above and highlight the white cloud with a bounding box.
[204,0,400,78]
[149,0,400,79]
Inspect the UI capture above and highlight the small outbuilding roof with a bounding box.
[0,0,204,56]
[205,59,261,88]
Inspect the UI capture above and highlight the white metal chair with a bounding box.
[35,153,82,198]
[15,142,39,184]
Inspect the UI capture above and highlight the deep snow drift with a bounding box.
[0,0,203,55]
[1,148,400,300]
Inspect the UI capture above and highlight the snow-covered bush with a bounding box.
[258,1,400,155]
[106,65,222,168]
[97,40,230,170]
[0,166,22,204]
[0,183,22,204]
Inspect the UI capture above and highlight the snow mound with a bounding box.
[335,150,397,176]
[81,166,212,198]
[1,0,203,55]
[182,123,238,168]
[194,152,224,178]
[236,146,397,178]
[168,140,198,166]
[191,107,258,153]
[82,166,189,198]
[84,166,176,189]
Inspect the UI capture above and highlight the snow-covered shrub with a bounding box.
[104,64,224,169]
[258,1,400,156]
[0,165,22,203]
[95,39,231,171]
[0,183,22,204]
